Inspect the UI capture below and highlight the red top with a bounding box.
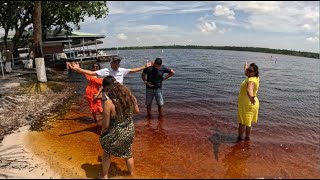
[84,74,103,113]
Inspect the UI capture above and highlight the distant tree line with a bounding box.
[100,45,319,59]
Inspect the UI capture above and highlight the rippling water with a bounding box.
[72,49,319,178]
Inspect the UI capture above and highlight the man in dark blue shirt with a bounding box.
[141,58,175,119]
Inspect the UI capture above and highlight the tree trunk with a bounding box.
[33,1,43,58]
[3,29,9,52]
[33,1,47,82]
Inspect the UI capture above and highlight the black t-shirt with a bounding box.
[143,65,171,89]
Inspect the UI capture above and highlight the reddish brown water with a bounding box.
[26,49,320,178]
[26,96,319,179]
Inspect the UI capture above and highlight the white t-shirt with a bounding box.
[95,67,131,84]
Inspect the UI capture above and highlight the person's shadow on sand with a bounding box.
[81,156,129,178]
[59,125,101,137]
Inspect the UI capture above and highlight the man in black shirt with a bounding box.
[141,58,175,119]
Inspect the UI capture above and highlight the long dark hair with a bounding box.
[102,76,137,118]
[249,63,259,77]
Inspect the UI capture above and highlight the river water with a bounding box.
[31,49,319,178]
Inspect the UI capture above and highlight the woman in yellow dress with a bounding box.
[237,63,259,142]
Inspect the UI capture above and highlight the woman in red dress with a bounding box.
[67,62,103,123]
[84,63,103,122]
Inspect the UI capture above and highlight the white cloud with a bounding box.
[80,1,319,53]
[218,28,226,34]
[224,1,280,14]
[213,5,235,20]
[117,33,128,41]
[302,24,312,31]
[197,21,217,33]
[218,28,231,34]
[218,1,319,35]
[100,29,107,35]
[306,36,319,42]
[138,25,168,31]
[107,1,211,16]
[304,7,319,22]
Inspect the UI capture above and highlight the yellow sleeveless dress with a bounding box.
[237,76,260,127]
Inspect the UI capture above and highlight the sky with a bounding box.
[77,1,319,53]
[1,1,319,53]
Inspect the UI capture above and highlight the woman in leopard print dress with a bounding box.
[98,76,139,179]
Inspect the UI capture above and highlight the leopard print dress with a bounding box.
[100,113,135,158]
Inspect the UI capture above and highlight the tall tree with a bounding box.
[0,1,33,56]
[40,1,108,39]
[33,1,42,58]
[33,1,46,82]
[0,1,108,58]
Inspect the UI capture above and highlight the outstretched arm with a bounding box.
[129,61,153,73]
[71,62,97,76]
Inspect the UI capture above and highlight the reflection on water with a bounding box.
[222,142,252,178]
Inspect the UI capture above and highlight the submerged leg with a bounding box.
[147,105,152,119]
[245,126,252,140]
[238,123,245,142]
[158,105,163,119]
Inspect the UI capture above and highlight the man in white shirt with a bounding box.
[71,56,151,84]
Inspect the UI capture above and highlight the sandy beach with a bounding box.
[0,69,138,179]
[0,125,61,179]
[0,69,78,178]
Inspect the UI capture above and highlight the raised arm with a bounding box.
[71,62,97,76]
[129,61,153,73]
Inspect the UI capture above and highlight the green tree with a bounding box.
[0,1,33,57]
[40,1,108,40]
[0,1,108,58]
